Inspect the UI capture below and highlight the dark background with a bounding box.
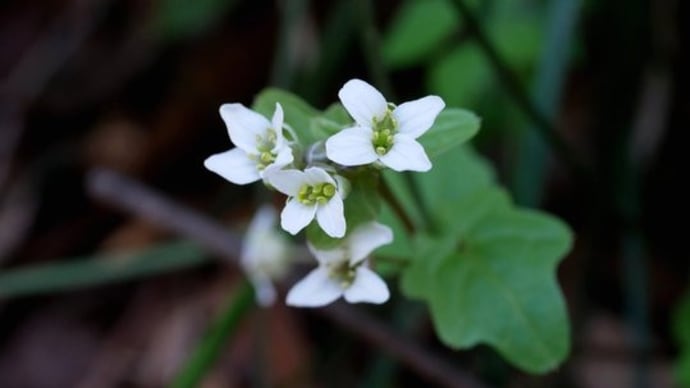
[0,0,687,387]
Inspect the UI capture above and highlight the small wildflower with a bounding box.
[286,222,393,307]
[241,206,292,306]
[266,167,347,238]
[204,102,293,185]
[325,79,444,172]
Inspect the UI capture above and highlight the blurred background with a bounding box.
[0,0,688,387]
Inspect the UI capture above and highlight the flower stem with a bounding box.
[171,280,255,388]
[449,0,589,181]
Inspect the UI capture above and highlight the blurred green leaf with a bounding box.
[253,88,321,147]
[375,201,413,261]
[489,15,543,74]
[419,108,481,159]
[322,103,352,125]
[382,0,459,68]
[154,0,238,40]
[674,291,690,386]
[427,43,492,107]
[0,241,208,298]
[172,280,254,388]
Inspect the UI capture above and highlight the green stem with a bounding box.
[0,241,208,299]
[354,0,438,234]
[379,178,416,234]
[402,173,437,234]
[512,0,582,206]
[171,280,255,388]
[449,0,588,180]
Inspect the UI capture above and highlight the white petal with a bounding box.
[325,127,379,166]
[338,79,388,126]
[204,148,260,185]
[392,95,445,139]
[316,195,346,238]
[379,135,432,172]
[247,272,277,307]
[280,199,316,235]
[271,102,284,147]
[347,222,393,265]
[343,266,390,304]
[219,103,269,151]
[302,166,336,186]
[242,206,277,259]
[286,267,343,307]
[267,169,306,196]
[263,146,293,175]
[307,242,346,265]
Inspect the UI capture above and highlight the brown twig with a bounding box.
[85,168,488,388]
[321,303,486,388]
[87,168,242,260]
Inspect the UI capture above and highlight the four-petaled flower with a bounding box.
[204,102,293,185]
[240,206,292,307]
[267,166,346,238]
[325,79,444,172]
[286,222,393,307]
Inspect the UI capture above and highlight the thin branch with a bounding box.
[86,168,488,388]
[321,304,486,388]
[87,168,242,259]
[449,0,589,179]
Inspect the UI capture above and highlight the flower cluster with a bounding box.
[205,79,444,307]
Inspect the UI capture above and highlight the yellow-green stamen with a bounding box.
[297,182,336,205]
[254,128,279,170]
[371,110,397,155]
[327,260,357,288]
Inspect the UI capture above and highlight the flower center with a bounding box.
[371,110,397,156]
[327,259,357,288]
[297,182,336,205]
[254,129,279,170]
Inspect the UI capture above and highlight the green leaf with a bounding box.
[416,145,497,226]
[400,234,456,299]
[381,170,425,230]
[375,202,414,261]
[322,103,352,125]
[403,205,572,373]
[419,108,481,159]
[171,280,254,388]
[677,353,690,388]
[673,291,690,386]
[427,43,492,107]
[396,144,573,373]
[0,241,208,298]
[311,103,352,140]
[382,0,459,68]
[253,88,321,146]
[153,0,238,40]
[488,5,544,74]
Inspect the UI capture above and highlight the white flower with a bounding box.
[241,206,292,306]
[204,102,294,185]
[266,166,346,238]
[286,222,393,307]
[325,79,445,172]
